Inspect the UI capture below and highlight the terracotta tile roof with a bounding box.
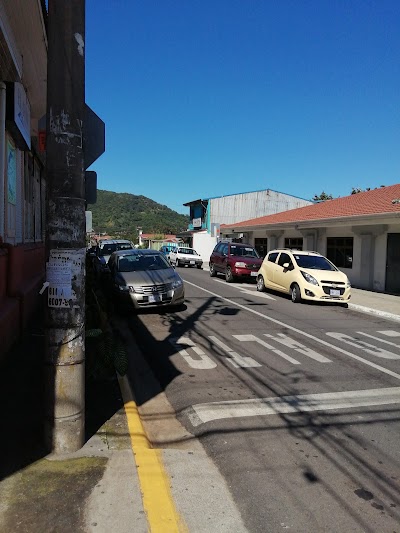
[222,184,400,228]
[141,234,177,240]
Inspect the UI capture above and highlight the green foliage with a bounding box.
[312,191,333,201]
[88,190,189,236]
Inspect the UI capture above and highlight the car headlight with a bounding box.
[235,262,247,268]
[171,278,183,289]
[300,271,319,286]
[115,283,130,292]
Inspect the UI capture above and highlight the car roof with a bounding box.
[269,249,322,256]
[219,241,253,247]
[98,239,132,247]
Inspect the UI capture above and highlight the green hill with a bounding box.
[88,190,189,237]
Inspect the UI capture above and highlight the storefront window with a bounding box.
[327,237,353,268]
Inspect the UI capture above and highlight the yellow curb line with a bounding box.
[118,374,187,533]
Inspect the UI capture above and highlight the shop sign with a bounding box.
[6,82,31,150]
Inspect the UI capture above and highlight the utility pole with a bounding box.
[45,0,86,453]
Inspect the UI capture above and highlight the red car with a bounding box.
[209,242,263,282]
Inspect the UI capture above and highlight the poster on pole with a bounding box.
[47,249,84,308]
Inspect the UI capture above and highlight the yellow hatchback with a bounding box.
[257,249,351,304]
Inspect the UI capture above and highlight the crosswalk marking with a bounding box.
[378,330,400,338]
[264,333,332,363]
[233,334,301,364]
[326,332,400,360]
[187,387,400,426]
[357,331,400,348]
[209,336,261,368]
[169,337,217,369]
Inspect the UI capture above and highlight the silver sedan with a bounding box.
[106,249,185,311]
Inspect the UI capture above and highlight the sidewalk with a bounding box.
[0,286,398,532]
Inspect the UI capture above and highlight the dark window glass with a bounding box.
[268,252,279,263]
[254,238,268,258]
[278,252,291,267]
[326,237,353,269]
[284,238,303,250]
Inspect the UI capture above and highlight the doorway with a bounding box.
[385,233,400,293]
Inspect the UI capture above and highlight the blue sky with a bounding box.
[85,0,399,214]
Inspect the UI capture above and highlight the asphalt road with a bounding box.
[128,267,400,533]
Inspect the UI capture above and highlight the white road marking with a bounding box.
[187,387,400,426]
[264,333,332,363]
[326,332,400,360]
[378,330,400,338]
[169,337,217,369]
[209,336,261,368]
[212,277,275,299]
[357,331,400,348]
[234,334,301,364]
[184,280,400,380]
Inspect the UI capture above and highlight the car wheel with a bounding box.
[225,266,234,283]
[197,264,202,269]
[256,275,265,292]
[209,263,217,277]
[291,283,301,303]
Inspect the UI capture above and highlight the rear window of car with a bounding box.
[178,248,197,255]
[118,254,170,272]
[99,244,116,255]
[229,245,259,258]
[117,243,133,251]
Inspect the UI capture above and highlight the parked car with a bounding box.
[88,239,134,277]
[169,247,203,269]
[256,249,351,304]
[159,244,178,262]
[105,249,185,311]
[209,241,263,282]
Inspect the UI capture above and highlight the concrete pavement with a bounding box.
[0,284,398,532]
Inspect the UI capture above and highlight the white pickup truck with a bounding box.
[169,247,203,269]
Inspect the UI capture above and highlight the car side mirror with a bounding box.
[282,262,289,269]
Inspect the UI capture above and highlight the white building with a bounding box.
[180,189,313,262]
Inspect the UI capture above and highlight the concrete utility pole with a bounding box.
[45,0,86,453]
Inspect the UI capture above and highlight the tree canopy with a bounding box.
[88,190,189,236]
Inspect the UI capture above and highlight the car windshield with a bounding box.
[178,248,197,255]
[230,246,259,258]
[293,254,337,271]
[118,254,170,272]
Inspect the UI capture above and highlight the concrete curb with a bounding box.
[348,303,400,323]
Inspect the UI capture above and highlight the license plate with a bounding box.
[148,294,161,303]
[330,289,340,296]
[190,260,195,265]
[250,271,258,277]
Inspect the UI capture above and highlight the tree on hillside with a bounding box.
[351,185,385,194]
[312,191,333,201]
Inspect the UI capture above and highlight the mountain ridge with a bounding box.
[88,190,189,235]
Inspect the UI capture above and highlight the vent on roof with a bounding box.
[392,199,400,204]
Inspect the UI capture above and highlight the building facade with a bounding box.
[181,189,313,262]
[0,0,47,360]
[221,185,400,294]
